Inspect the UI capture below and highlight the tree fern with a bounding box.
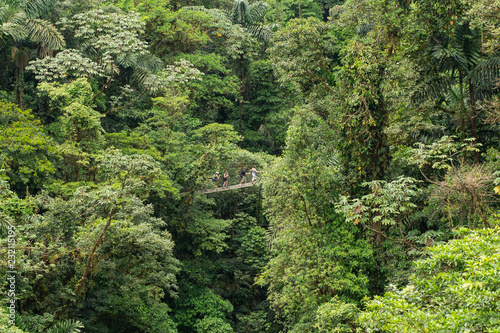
[247,24,276,43]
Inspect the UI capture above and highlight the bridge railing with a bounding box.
[207,173,262,189]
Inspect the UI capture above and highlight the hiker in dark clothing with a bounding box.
[239,167,248,185]
[223,170,229,188]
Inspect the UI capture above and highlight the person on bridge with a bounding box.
[239,167,248,185]
[250,166,261,185]
[212,172,220,188]
[222,170,229,188]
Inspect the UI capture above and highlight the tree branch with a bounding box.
[93,75,113,100]
[74,207,117,295]
[104,88,148,116]
[361,222,418,250]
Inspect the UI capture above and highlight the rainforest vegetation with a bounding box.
[1,0,500,332]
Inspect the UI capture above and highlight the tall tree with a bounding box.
[0,0,65,108]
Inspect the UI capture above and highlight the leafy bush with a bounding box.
[361,228,500,332]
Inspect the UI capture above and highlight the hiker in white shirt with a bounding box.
[249,166,261,185]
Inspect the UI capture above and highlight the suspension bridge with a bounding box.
[181,181,259,196]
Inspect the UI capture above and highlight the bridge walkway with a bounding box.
[181,182,257,196]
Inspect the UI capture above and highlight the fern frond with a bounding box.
[46,319,84,333]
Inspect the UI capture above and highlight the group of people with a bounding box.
[212,166,261,188]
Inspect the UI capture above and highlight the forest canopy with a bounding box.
[1,0,500,332]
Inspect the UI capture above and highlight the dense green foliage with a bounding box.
[362,228,500,332]
[2,0,500,332]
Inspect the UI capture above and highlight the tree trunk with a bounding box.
[15,68,24,110]
[239,99,243,134]
[459,72,466,141]
[469,82,480,162]
[373,220,382,248]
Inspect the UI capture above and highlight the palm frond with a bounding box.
[135,53,163,71]
[452,23,481,69]
[0,211,13,234]
[21,0,58,19]
[8,9,27,26]
[248,1,268,24]
[26,18,65,50]
[130,66,150,86]
[412,76,453,104]
[431,44,468,73]
[467,57,500,88]
[78,39,99,59]
[229,0,269,40]
[443,85,463,110]
[115,52,137,68]
[183,6,231,24]
[247,24,274,43]
[474,85,499,101]
[0,3,12,23]
[231,0,250,26]
[0,22,28,42]
[430,22,482,74]
[46,319,84,333]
